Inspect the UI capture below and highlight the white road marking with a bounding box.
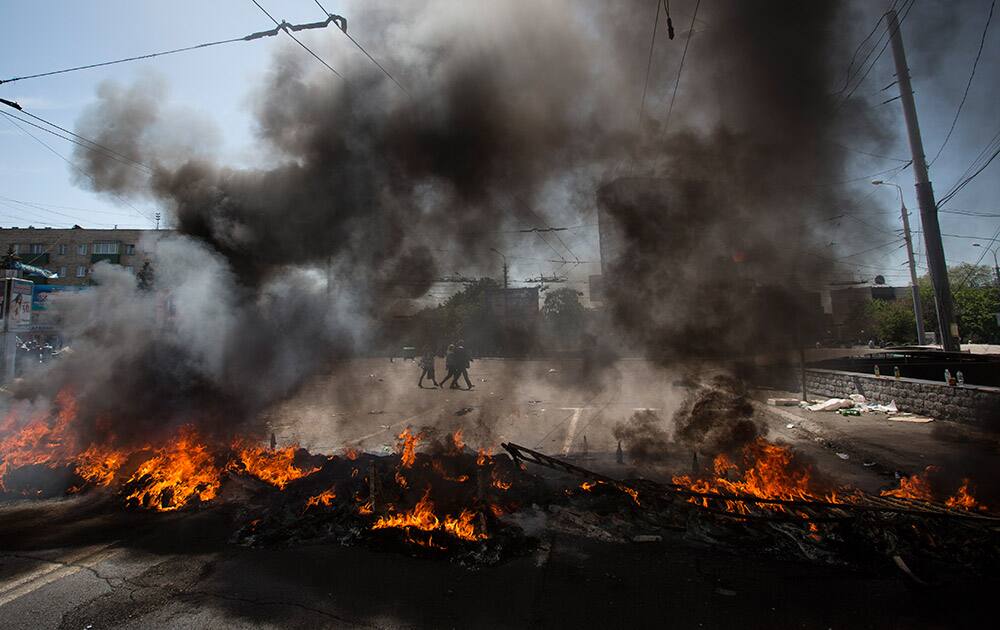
[0,543,121,608]
[558,408,585,455]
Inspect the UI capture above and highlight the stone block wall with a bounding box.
[804,368,1000,429]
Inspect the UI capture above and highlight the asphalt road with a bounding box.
[1,359,996,628]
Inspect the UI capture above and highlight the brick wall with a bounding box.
[805,368,1000,429]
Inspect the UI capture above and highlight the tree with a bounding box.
[865,298,915,343]
[412,278,500,352]
[542,287,585,347]
[917,264,1000,343]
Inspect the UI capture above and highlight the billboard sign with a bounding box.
[3,279,34,332]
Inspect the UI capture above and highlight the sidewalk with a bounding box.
[752,389,1000,494]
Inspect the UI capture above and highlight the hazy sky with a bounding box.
[0,0,997,294]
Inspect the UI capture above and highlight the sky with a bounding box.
[0,0,998,299]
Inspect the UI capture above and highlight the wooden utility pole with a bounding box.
[885,9,960,351]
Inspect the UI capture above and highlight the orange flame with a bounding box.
[476,447,492,467]
[122,427,220,511]
[73,444,127,488]
[232,443,318,489]
[672,438,832,515]
[0,389,80,490]
[372,488,487,542]
[305,487,337,510]
[396,428,420,468]
[431,459,469,483]
[945,479,987,511]
[343,448,359,460]
[449,428,465,452]
[881,469,935,502]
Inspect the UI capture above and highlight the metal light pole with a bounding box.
[873,180,926,344]
[972,243,1000,289]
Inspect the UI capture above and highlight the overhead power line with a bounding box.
[1,113,156,225]
[0,16,345,86]
[249,0,343,78]
[638,0,663,129]
[311,0,410,96]
[0,104,152,175]
[928,0,995,167]
[662,0,701,135]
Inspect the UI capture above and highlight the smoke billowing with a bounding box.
[15,1,899,449]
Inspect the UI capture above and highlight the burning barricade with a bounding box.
[1,388,998,575]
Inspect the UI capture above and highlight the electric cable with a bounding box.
[662,0,701,136]
[928,0,995,167]
[311,0,410,96]
[249,0,343,78]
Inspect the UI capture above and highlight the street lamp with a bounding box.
[872,180,927,345]
[971,243,1000,288]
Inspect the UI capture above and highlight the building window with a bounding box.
[57,244,67,255]
[59,266,67,278]
[77,244,87,255]
[125,244,135,255]
[29,243,45,254]
[93,241,119,255]
[76,265,87,278]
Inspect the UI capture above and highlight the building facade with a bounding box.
[0,227,166,285]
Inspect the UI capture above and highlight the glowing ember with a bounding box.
[396,428,421,468]
[394,469,409,488]
[431,460,469,483]
[580,480,600,491]
[476,447,492,467]
[232,443,318,489]
[491,468,511,491]
[122,428,220,511]
[343,448,359,460]
[305,488,337,510]
[449,428,465,452]
[372,488,488,542]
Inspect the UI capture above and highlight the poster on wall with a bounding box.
[3,279,34,332]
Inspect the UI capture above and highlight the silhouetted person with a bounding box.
[455,340,473,390]
[440,344,460,389]
[418,346,439,388]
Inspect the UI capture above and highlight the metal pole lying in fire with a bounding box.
[885,8,960,351]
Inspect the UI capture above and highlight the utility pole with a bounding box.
[873,180,926,344]
[886,9,960,351]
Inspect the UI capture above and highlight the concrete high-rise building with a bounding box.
[0,226,168,285]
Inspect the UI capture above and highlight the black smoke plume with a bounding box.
[13,1,896,451]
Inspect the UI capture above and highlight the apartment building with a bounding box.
[0,226,167,285]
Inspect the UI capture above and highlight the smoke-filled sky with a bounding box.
[0,0,999,298]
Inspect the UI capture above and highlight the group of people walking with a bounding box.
[418,342,473,390]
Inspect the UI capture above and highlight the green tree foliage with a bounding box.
[865,297,916,343]
[541,287,585,342]
[917,264,999,343]
[412,278,500,351]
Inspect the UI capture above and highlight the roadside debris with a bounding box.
[889,414,934,423]
[455,407,475,416]
[768,398,800,406]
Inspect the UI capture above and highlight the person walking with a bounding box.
[417,346,439,388]
[455,340,473,390]
[439,343,459,389]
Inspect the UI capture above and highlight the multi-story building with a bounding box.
[0,227,167,285]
